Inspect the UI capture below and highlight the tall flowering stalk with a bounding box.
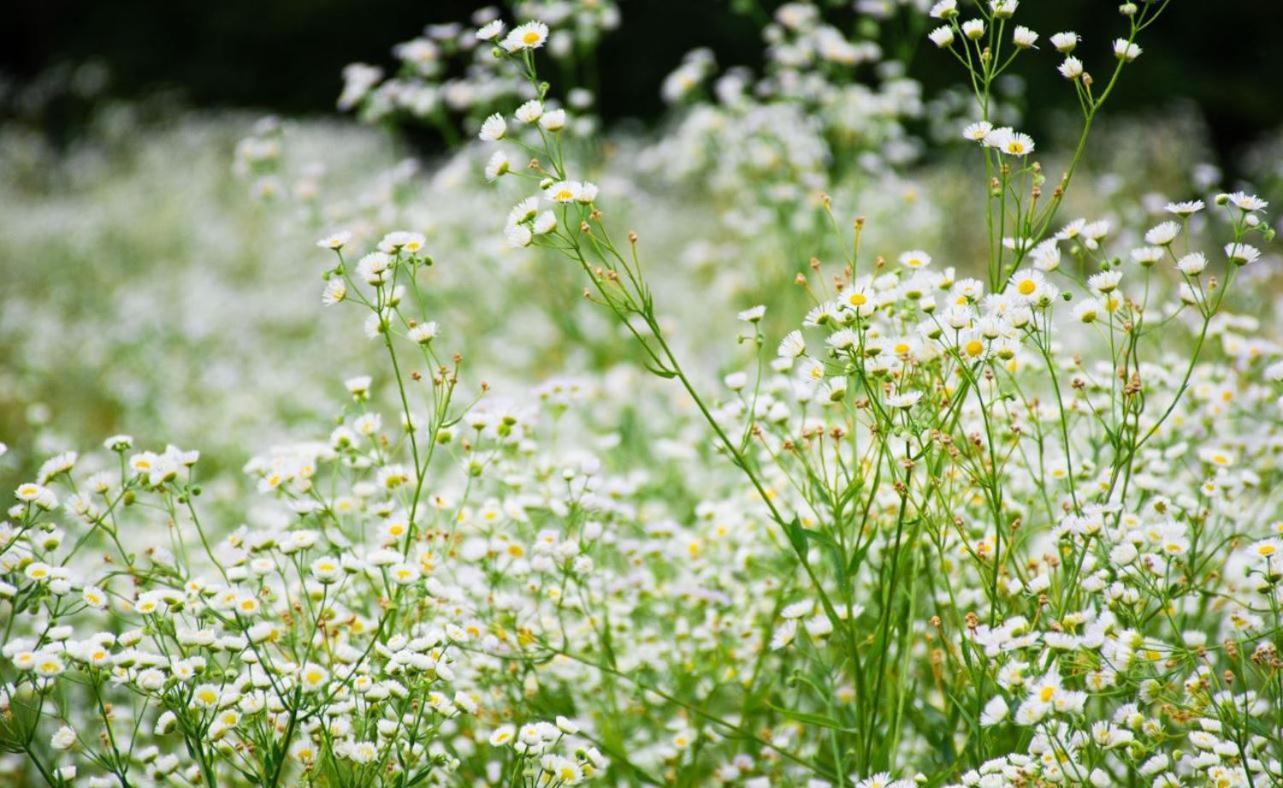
[5,2,1283,787]
[477,1,1279,783]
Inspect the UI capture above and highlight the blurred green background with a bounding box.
[2,0,1279,495]
[4,0,1280,174]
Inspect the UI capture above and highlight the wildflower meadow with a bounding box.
[5,1,1283,785]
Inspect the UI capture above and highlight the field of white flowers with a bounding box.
[5,1,1283,785]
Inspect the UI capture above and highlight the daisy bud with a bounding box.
[1113,38,1141,61]
[505,224,533,248]
[484,150,510,181]
[991,0,1018,19]
[929,0,958,19]
[533,212,557,235]
[1130,247,1162,267]
[1225,243,1261,265]
[515,99,543,124]
[540,109,567,132]
[345,375,372,399]
[476,20,505,42]
[556,716,580,734]
[408,321,438,344]
[322,278,346,306]
[1144,221,1180,246]
[316,230,352,251]
[1012,26,1038,49]
[104,434,134,452]
[1050,32,1078,53]
[1073,298,1102,324]
[1177,253,1206,276]
[479,113,506,142]
[51,726,77,751]
[928,26,955,48]
[1110,542,1138,565]
[963,121,993,141]
[155,711,178,735]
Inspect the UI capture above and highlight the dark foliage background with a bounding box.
[4,0,1279,169]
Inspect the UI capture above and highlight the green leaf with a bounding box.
[642,361,677,379]
[781,517,807,557]
[767,703,858,733]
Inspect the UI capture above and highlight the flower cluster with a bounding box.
[338,3,616,140]
[6,1,1283,786]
